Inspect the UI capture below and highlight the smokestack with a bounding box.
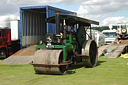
[55,12,60,35]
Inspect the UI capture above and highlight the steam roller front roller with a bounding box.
[32,49,67,74]
[82,40,98,67]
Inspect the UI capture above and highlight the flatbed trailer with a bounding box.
[98,39,128,58]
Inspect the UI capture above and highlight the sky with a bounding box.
[0,0,128,27]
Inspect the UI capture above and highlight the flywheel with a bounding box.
[82,40,98,67]
[32,49,67,74]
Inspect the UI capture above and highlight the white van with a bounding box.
[102,30,117,44]
[86,29,105,47]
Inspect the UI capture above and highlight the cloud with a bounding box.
[0,0,42,27]
[0,0,82,16]
[7,0,85,5]
[0,16,10,27]
[0,15,19,27]
[0,0,128,27]
[0,0,18,16]
[77,0,128,21]
[101,17,128,26]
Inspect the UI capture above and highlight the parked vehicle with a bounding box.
[116,23,128,39]
[102,29,117,44]
[86,29,105,47]
[0,29,12,58]
[0,20,20,58]
[0,28,20,58]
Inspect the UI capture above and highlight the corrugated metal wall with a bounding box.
[21,10,46,46]
[20,6,76,48]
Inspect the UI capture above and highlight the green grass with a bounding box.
[0,57,128,85]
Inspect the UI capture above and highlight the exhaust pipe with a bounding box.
[55,12,60,35]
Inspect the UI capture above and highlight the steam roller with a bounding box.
[31,12,99,74]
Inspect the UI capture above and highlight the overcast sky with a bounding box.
[0,0,128,27]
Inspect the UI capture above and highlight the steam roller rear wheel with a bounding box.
[32,49,67,74]
[82,40,98,67]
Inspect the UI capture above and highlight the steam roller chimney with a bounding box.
[55,11,60,35]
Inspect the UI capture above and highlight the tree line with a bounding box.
[92,26,117,32]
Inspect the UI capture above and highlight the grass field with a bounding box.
[0,56,128,85]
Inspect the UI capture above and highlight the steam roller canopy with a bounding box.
[32,49,67,74]
[82,40,98,67]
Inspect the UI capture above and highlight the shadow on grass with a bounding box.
[67,63,84,74]
[67,60,106,74]
[96,60,106,66]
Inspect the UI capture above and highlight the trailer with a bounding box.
[98,39,128,58]
[0,28,20,58]
[20,5,76,48]
[0,20,21,58]
[10,20,20,53]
